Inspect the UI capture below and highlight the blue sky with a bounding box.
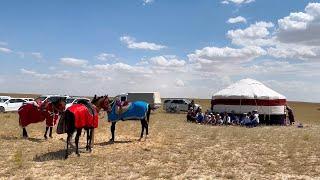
[0,0,320,102]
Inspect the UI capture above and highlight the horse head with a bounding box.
[52,97,66,114]
[91,94,111,112]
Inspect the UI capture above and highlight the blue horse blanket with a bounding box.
[107,101,149,122]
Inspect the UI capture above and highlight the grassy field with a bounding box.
[0,97,320,179]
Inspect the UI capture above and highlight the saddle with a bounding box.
[115,101,131,115]
[76,100,96,116]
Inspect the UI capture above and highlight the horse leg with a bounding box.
[75,128,82,157]
[139,119,145,141]
[22,127,28,138]
[145,119,149,137]
[49,127,53,138]
[86,128,90,151]
[90,128,94,152]
[65,133,71,159]
[110,122,116,142]
[44,127,49,139]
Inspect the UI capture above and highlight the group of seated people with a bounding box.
[187,107,260,127]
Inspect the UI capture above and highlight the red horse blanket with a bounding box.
[67,104,99,129]
[18,103,58,127]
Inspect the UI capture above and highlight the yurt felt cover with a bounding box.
[212,78,286,115]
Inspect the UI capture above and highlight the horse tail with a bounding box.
[146,104,151,123]
[65,110,75,134]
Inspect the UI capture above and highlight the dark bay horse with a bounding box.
[107,100,151,142]
[18,97,66,138]
[63,95,110,159]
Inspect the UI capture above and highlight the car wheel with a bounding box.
[0,106,5,113]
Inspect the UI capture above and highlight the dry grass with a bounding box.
[0,98,320,179]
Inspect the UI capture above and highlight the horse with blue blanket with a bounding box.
[108,99,151,141]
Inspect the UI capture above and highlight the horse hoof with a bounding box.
[109,138,114,142]
[77,153,80,157]
[49,136,53,139]
[65,155,68,159]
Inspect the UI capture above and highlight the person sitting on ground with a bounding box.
[251,110,260,127]
[222,112,231,125]
[243,112,252,127]
[216,114,223,125]
[207,113,216,125]
[230,111,239,125]
[187,107,196,122]
[196,108,204,124]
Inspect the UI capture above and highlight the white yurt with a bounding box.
[211,78,286,123]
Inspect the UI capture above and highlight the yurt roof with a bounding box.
[213,78,286,100]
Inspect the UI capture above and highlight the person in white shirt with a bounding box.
[222,112,231,125]
[242,113,251,127]
[252,110,259,127]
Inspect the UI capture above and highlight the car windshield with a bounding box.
[0,99,8,103]
[66,98,75,104]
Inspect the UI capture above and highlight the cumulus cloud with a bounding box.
[149,56,186,67]
[221,0,255,5]
[175,79,185,87]
[227,16,247,24]
[142,0,154,5]
[120,36,166,50]
[96,53,116,61]
[188,46,266,64]
[227,21,275,46]
[277,3,320,46]
[0,47,12,53]
[60,57,88,67]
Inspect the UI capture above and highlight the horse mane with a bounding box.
[91,95,104,104]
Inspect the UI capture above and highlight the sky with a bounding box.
[0,0,320,102]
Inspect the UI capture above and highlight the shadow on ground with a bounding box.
[33,149,66,162]
[96,140,133,146]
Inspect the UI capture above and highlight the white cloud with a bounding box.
[149,56,186,67]
[96,53,116,61]
[221,0,255,5]
[267,44,320,60]
[142,0,154,5]
[60,57,88,67]
[120,36,166,50]
[188,46,266,64]
[277,3,320,46]
[227,21,275,46]
[227,16,247,24]
[175,79,185,87]
[0,47,12,53]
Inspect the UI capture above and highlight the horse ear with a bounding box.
[93,95,97,100]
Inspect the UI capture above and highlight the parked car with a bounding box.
[65,97,90,109]
[163,99,201,113]
[0,98,27,113]
[21,98,34,102]
[34,94,69,105]
[115,92,161,110]
[0,96,11,102]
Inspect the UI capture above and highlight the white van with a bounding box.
[115,92,161,110]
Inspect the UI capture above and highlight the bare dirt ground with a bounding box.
[0,98,320,179]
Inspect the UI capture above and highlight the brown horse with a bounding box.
[63,95,110,159]
[18,97,66,138]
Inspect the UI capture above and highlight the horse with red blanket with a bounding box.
[61,95,110,159]
[18,97,66,138]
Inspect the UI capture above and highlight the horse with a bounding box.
[18,97,66,138]
[107,100,151,142]
[63,95,110,159]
